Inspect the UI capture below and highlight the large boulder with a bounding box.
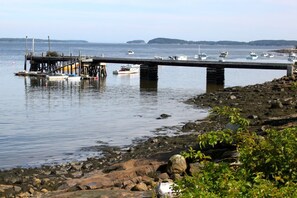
[167,154,187,175]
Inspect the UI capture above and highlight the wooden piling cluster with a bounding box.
[25,54,107,78]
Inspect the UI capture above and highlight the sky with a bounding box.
[0,0,296,43]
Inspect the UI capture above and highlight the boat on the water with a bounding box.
[168,55,187,61]
[127,50,134,55]
[46,73,68,80]
[67,74,81,81]
[288,52,297,61]
[194,46,208,60]
[247,52,258,60]
[219,51,228,58]
[194,53,208,61]
[113,64,140,75]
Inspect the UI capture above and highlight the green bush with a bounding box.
[176,106,297,197]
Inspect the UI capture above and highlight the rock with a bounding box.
[131,182,148,191]
[225,122,240,132]
[41,188,48,193]
[33,178,41,187]
[229,95,237,100]
[270,99,283,109]
[158,172,170,180]
[248,115,258,119]
[189,162,204,175]
[13,185,22,193]
[167,154,187,175]
[28,187,35,194]
[157,114,171,120]
[221,150,240,159]
[71,171,83,178]
[182,122,197,131]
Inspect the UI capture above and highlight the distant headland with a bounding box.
[125,37,297,46]
[0,38,88,43]
[146,38,297,46]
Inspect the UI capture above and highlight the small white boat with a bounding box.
[247,52,258,60]
[168,55,187,60]
[268,53,274,58]
[288,52,297,61]
[113,64,140,75]
[67,74,81,81]
[195,46,208,60]
[194,53,208,60]
[261,52,269,57]
[219,51,228,58]
[127,50,134,55]
[46,73,68,80]
[154,56,164,60]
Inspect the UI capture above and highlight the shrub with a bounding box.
[176,106,297,197]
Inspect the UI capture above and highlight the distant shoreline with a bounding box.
[0,38,88,43]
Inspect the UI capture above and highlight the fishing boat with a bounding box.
[113,64,140,75]
[247,52,258,60]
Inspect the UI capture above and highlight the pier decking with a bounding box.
[21,54,295,85]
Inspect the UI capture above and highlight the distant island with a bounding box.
[126,40,146,44]
[147,37,297,46]
[0,38,88,43]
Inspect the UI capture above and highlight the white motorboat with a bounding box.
[247,52,258,60]
[127,50,134,55]
[219,51,228,58]
[46,73,68,80]
[67,74,81,81]
[113,64,140,75]
[288,52,297,61]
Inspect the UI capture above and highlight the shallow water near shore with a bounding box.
[0,42,288,169]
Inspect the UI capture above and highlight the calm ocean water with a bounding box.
[0,41,288,169]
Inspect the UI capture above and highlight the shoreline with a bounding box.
[1,73,297,197]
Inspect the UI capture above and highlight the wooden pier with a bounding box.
[22,54,295,85]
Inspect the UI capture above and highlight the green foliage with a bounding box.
[290,81,297,90]
[181,147,211,162]
[176,106,297,197]
[239,127,297,183]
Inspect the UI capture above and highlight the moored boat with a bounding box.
[46,73,68,80]
[288,52,297,61]
[219,51,228,58]
[169,55,187,61]
[247,52,258,60]
[127,50,134,55]
[113,64,140,75]
[67,74,81,81]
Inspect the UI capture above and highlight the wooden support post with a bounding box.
[287,65,294,77]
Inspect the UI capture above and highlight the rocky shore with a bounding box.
[1,73,297,197]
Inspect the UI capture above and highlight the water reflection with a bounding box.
[24,77,107,92]
[140,79,158,92]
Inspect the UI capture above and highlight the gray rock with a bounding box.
[271,99,283,109]
[167,154,187,175]
[157,114,171,120]
[13,186,22,193]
